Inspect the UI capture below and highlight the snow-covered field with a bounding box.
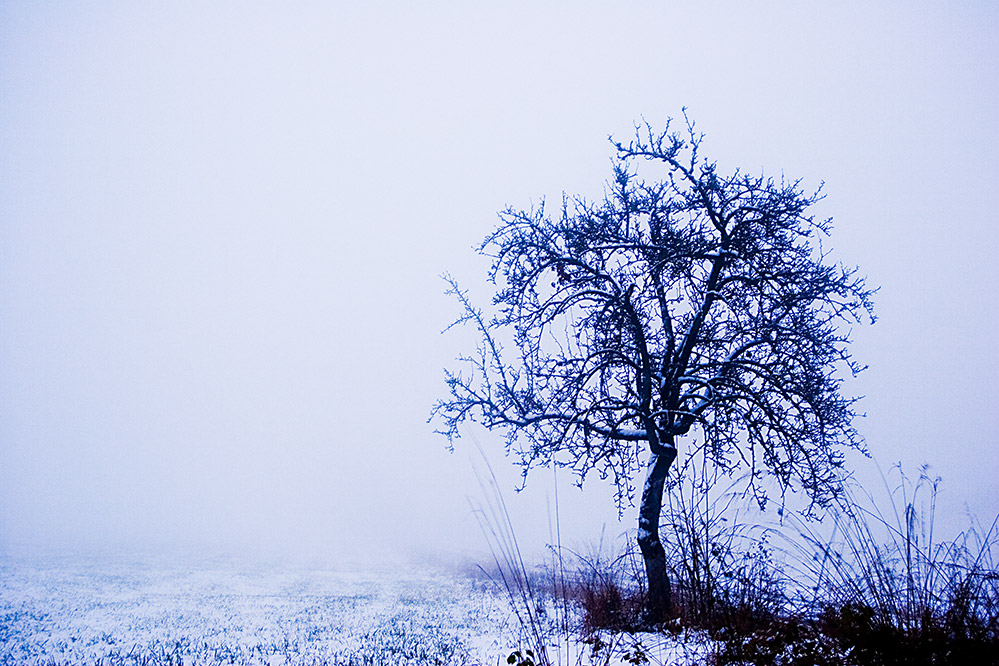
[0,552,523,665]
[0,553,708,666]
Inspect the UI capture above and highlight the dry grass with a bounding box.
[550,463,999,666]
[468,432,999,666]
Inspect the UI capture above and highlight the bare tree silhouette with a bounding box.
[434,114,875,621]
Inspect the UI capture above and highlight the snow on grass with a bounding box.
[0,554,714,666]
[0,553,520,665]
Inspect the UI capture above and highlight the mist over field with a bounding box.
[1,2,997,570]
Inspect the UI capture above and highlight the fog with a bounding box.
[1,2,997,565]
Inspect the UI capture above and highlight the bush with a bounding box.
[769,465,999,666]
[566,462,999,666]
[659,452,787,637]
[474,445,999,666]
[551,534,647,635]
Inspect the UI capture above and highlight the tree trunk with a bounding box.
[637,446,677,624]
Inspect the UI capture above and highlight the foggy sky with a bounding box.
[1,2,997,563]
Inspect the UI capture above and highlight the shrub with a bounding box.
[785,465,999,666]
[659,452,788,637]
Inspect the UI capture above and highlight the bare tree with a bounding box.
[432,115,875,621]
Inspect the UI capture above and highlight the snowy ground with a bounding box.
[0,553,710,666]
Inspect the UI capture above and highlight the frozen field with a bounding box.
[0,553,707,666]
[0,552,524,666]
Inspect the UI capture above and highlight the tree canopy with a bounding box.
[435,117,873,513]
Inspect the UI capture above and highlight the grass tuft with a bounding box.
[547,460,999,666]
[468,443,999,666]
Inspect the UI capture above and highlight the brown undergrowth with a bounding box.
[471,438,998,665]
[556,464,999,666]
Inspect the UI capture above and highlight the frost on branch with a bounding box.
[432,115,875,516]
